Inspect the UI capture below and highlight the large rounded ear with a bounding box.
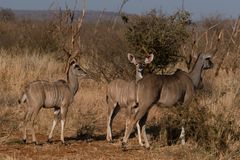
[194,52,200,59]
[145,54,154,64]
[127,53,137,64]
[69,58,77,66]
[203,54,212,59]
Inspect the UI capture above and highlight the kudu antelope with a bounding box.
[106,53,154,145]
[18,59,87,144]
[121,53,214,149]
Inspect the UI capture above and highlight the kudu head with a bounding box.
[198,53,214,70]
[68,59,87,78]
[192,53,214,89]
[127,53,154,81]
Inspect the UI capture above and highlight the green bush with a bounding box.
[124,10,190,71]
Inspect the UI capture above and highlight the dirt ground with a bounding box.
[0,130,213,160]
[0,105,220,160]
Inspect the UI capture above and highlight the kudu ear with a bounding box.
[69,58,77,66]
[197,52,212,60]
[127,53,137,65]
[193,52,199,59]
[203,54,212,59]
[145,54,154,64]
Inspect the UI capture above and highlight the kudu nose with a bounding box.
[138,64,145,74]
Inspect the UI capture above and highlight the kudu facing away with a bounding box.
[106,53,154,144]
[121,53,214,149]
[19,59,87,144]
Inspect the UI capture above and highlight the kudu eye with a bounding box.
[206,58,212,64]
[74,65,80,69]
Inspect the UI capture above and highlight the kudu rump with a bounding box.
[106,53,154,145]
[121,53,214,149]
[19,59,87,144]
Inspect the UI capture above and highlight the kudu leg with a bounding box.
[122,107,131,144]
[121,105,150,150]
[60,107,68,144]
[134,108,144,146]
[123,106,142,145]
[179,91,193,145]
[139,112,150,149]
[179,119,186,145]
[122,111,146,149]
[22,109,33,143]
[132,106,144,146]
[122,117,138,150]
[106,103,120,142]
[136,121,144,146]
[48,108,61,143]
[179,126,185,145]
[29,107,40,144]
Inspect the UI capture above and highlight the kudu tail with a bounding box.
[106,95,109,104]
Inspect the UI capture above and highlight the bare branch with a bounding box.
[141,46,150,55]
[94,8,105,35]
[204,31,209,52]
[112,0,129,30]
[215,19,238,76]
[65,0,87,73]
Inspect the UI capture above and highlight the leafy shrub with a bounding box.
[124,10,190,71]
[150,101,240,155]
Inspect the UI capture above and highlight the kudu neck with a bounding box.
[67,70,79,95]
[135,69,143,83]
[189,57,203,88]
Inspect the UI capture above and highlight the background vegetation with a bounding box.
[124,9,190,72]
[0,8,239,159]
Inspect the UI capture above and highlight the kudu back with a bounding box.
[19,59,87,144]
[106,53,154,142]
[121,53,214,150]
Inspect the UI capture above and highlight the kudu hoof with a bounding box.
[121,141,127,151]
[139,141,144,147]
[61,141,69,146]
[145,145,150,150]
[47,139,53,144]
[22,139,27,144]
[108,140,114,143]
[181,139,186,145]
[106,137,113,143]
[107,138,114,143]
[32,141,39,145]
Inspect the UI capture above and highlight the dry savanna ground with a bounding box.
[0,46,239,160]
